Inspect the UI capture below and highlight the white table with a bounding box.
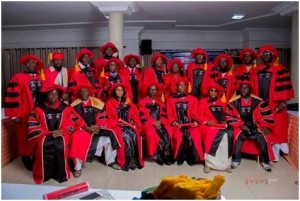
[2,183,140,200]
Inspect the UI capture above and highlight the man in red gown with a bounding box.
[142,53,168,98]
[4,54,43,171]
[252,45,294,162]
[211,54,236,102]
[93,42,123,82]
[44,52,69,104]
[226,81,274,172]
[166,78,204,166]
[68,48,101,101]
[69,85,121,178]
[120,54,144,104]
[235,48,257,82]
[186,48,213,99]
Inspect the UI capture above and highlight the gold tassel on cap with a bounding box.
[228,68,233,76]
[204,62,207,71]
[253,59,257,68]
[75,61,80,72]
[221,93,226,103]
[100,67,105,78]
[48,53,53,65]
[40,69,45,81]
[125,92,131,104]
[161,92,165,103]
[188,82,192,93]
[274,57,279,66]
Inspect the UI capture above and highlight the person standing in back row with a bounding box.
[252,45,294,162]
[4,54,43,171]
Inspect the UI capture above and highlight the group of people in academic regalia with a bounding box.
[4,42,294,184]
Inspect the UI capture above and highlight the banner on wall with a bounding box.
[160,50,226,70]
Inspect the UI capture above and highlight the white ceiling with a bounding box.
[2,1,297,31]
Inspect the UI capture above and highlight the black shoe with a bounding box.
[21,156,33,171]
[164,160,172,165]
[186,160,195,166]
[156,157,164,166]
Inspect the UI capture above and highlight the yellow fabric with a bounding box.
[152,174,224,199]
[274,57,280,66]
[48,53,53,65]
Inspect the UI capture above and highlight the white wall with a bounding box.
[2,27,291,52]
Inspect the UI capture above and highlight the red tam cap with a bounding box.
[40,82,65,93]
[142,82,162,97]
[256,45,278,59]
[123,54,141,66]
[100,42,118,54]
[19,54,44,70]
[71,84,95,99]
[239,48,256,60]
[151,53,168,65]
[214,54,233,67]
[171,77,189,93]
[191,48,208,59]
[76,48,94,62]
[167,58,184,72]
[235,80,254,92]
[108,82,127,97]
[106,58,124,70]
[202,81,224,97]
[52,52,64,60]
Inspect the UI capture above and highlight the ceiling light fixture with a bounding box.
[232,14,245,20]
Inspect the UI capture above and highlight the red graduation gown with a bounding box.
[234,64,256,81]
[4,71,42,156]
[252,63,294,143]
[163,74,187,101]
[186,62,214,98]
[27,102,76,184]
[225,95,275,160]
[105,98,144,170]
[142,66,166,98]
[69,97,121,162]
[138,96,173,157]
[199,98,229,154]
[166,94,204,161]
[211,69,236,102]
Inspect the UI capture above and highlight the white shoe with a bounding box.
[261,163,272,172]
[230,162,240,169]
[273,155,280,163]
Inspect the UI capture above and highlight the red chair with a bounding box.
[240,139,261,163]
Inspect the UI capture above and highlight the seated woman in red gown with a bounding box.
[105,83,144,171]
[199,82,233,173]
[138,82,174,165]
[166,78,204,166]
[27,83,76,184]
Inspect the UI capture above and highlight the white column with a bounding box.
[290,11,298,103]
[109,12,124,59]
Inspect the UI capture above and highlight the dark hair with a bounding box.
[111,86,126,102]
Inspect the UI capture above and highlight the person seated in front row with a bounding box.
[166,78,204,166]
[138,82,174,165]
[199,81,234,173]
[69,85,121,178]
[27,83,74,184]
[225,81,275,172]
[105,83,144,171]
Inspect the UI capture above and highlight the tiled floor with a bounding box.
[2,156,299,199]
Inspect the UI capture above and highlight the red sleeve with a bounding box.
[4,74,22,117]
[273,65,294,101]
[27,108,51,140]
[225,101,244,127]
